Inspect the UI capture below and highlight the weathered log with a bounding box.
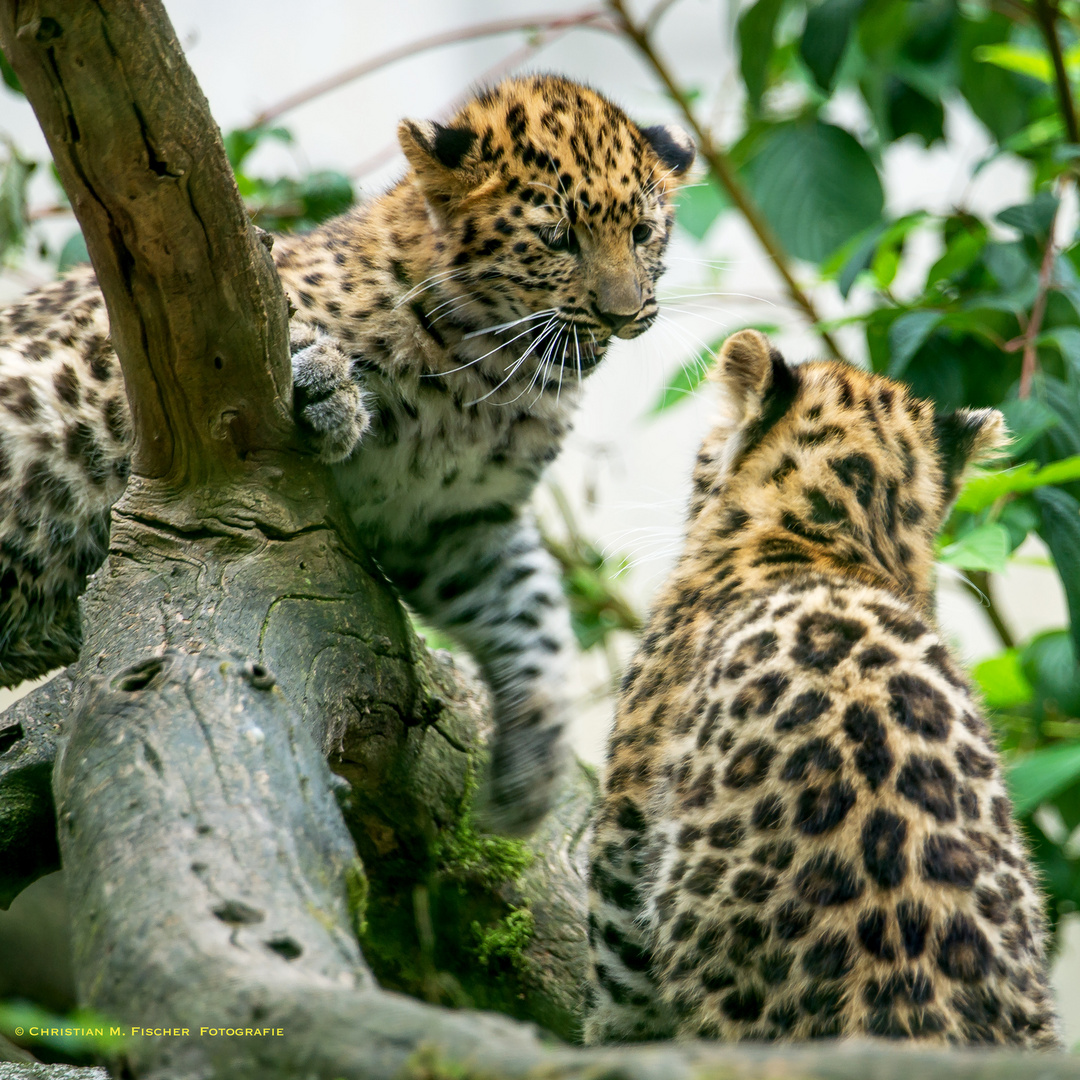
[0,674,70,908]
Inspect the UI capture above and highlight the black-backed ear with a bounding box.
[398,119,479,202]
[709,329,795,425]
[640,123,695,178]
[934,407,1008,490]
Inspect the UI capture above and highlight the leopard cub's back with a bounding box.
[586,330,1060,1048]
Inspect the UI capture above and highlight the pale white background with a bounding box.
[1,0,1078,1044]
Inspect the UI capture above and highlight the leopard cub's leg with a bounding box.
[585,805,673,1044]
[381,513,572,836]
[289,322,371,463]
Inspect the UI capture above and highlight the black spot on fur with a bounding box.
[781,737,841,781]
[775,689,831,732]
[752,793,786,830]
[730,671,790,720]
[841,702,893,790]
[888,673,952,741]
[856,644,896,671]
[955,743,995,779]
[937,914,991,982]
[796,852,864,907]
[723,740,776,788]
[857,907,895,960]
[922,835,980,888]
[829,453,875,506]
[794,781,856,836]
[684,857,727,897]
[791,611,866,670]
[759,950,793,984]
[897,899,931,958]
[775,901,813,940]
[722,987,764,1022]
[896,754,956,821]
[861,809,908,889]
[731,867,776,903]
[707,816,745,849]
[803,932,853,979]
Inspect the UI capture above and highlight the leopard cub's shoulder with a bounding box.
[587,331,1060,1049]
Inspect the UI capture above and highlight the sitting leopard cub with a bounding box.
[0,74,694,835]
[586,330,1060,1046]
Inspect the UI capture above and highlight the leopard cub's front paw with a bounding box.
[290,326,370,463]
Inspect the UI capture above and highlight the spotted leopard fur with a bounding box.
[0,74,694,835]
[586,330,1060,1046]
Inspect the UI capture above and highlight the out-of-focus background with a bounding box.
[4,0,1080,1055]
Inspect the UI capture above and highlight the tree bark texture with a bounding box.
[0,674,70,908]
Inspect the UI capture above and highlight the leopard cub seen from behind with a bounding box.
[587,330,1060,1047]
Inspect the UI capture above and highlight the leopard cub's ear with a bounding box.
[709,329,794,426]
[639,123,695,178]
[935,407,1009,492]
[398,119,479,204]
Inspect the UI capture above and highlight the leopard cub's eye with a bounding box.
[632,223,653,245]
[540,226,580,254]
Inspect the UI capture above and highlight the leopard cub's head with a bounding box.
[397,74,694,371]
[690,329,1006,603]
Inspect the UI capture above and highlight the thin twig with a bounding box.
[1034,0,1080,145]
[348,26,577,180]
[250,9,612,128]
[1017,198,1059,399]
[964,570,1016,651]
[644,0,685,36]
[606,0,848,362]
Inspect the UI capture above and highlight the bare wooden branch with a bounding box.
[250,9,614,128]
[0,0,291,482]
[0,673,70,909]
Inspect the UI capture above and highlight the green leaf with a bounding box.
[938,522,1011,572]
[954,456,1080,513]
[223,125,293,171]
[832,224,885,298]
[298,170,354,224]
[973,43,1054,84]
[925,221,987,289]
[998,398,1060,457]
[973,649,1033,710]
[1039,327,1080,376]
[675,179,728,240]
[0,48,21,95]
[0,143,34,261]
[887,310,942,377]
[959,12,1040,143]
[742,120,884,263]
[57,230,89,272]
[1036,486,1080,661]
[1021,629,1080,719]
[1008,742,1080,816]
[799,0,864,93]
[737,0,785,112]
[996,190,1059,242]
[647,324,779,415]
[886,79,945,147]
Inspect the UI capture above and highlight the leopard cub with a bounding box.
[586,330,1060,1047]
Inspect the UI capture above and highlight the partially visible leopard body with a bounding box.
[0,74,693,834]
[586,330,1060,1046]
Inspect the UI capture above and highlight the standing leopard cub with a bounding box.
[586,330,1060,1046]
[0,75,694,835]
